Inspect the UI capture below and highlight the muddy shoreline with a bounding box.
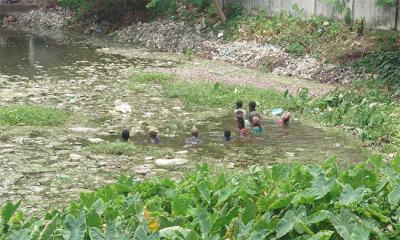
[8,7,361,85]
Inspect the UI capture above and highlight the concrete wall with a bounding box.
[224,0,399,31]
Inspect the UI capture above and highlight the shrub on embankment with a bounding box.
[1,158,400,239]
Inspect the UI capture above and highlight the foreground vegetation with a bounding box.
[0,105,69,126]
[130,71,400,152]
[2,158,400,239]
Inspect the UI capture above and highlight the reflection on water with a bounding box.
[0,30,95,76]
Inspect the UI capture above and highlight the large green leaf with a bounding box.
[309,230,334,240]
[134,221,148,240]
[195,208,212,236]
[276,207,307,238]
[38,215,58,240]
[159,226,199,240]
[295,175,335,203]
[87,208,102,228]
[80,192,97,209]
[330,208,355,240]
[216,186,237,206]
[388,184,400,207]
[339,184,366,207]
[242,199,257,225]
[2,201,21,226]
[307,210,332,224]
[171,194,192,216]
[197,181,211,204]
[349,225,369,240]
[64,212,87,240]
[6,229,31,240]
[89,224,118,240]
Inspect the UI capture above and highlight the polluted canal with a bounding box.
[0,30,367,214]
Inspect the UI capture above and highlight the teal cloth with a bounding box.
[252,127,263,134]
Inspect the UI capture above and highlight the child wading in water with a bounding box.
[185,126,203,145]
[251,116,263,134]
[277,112,291,126]
[236,117,251,137]
[149,127,160,144]
[234,100,247,118]
[224,129,232,141]
[248,101,261,124]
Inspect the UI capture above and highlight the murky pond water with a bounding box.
[0,29,367,214]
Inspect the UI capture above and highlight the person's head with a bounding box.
[191,126,199,138]
[282,112,291,125]
[235,110,244,119]
[253,116,261,128]
[236,100,243,109]
[149,127,159,138]
[121,129,130,141]
[249,101,257,112]
[224,129,231,140]
[237,117,245,129]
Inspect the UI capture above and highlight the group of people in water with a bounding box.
[121,100,291,145]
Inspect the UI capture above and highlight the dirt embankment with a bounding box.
[10,8,361,86]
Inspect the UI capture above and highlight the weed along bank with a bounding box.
[1,0,400,239]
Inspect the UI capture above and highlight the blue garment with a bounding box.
[185,137,203,145]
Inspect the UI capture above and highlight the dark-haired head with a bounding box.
[237,117,245,129]
[121,129,130,141]
[236,100,243,109]
[224,129,231,140]
[249,101,257,111]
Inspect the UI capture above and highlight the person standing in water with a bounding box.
[121,129,130,141]
[235,110,252,129]
[251,116,263,134]
[236,117,251,137]
[224,129,232,141]
[277,112,291,126]
[185,126,203,145]
[248,101,261,124]
[149,127,160,144]
[234,100,247,116]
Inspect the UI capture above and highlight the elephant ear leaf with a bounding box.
[7,229,32,240]
[349,225,369,240]
[65,212,87,240]
[339,184,365,207]
[2,200,21,226]
[309,230,334,240]
[276,207,307,238]
[330,208,355,240]
[38,215,58,240]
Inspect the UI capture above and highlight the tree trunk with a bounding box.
[212,0,226,23]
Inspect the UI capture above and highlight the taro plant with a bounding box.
[2,158,400,239]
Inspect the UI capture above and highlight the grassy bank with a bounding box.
[2,158,400,239]
[0,105,69,126]
[130,71,400,152]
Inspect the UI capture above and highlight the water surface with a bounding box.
[0,29,367,214]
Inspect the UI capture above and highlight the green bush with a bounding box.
[2,159,400,239]
[0,105,69,126]
[146,0,177,13]
[353,49,400,93]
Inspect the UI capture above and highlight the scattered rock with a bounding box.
[155,158,188,166]
[114,100,132,114]
[135,165,152,175]
[69,127,97,133]
[69,154,83,160]
[87,138,104,144]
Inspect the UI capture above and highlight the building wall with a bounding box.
[224,0,399,31]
